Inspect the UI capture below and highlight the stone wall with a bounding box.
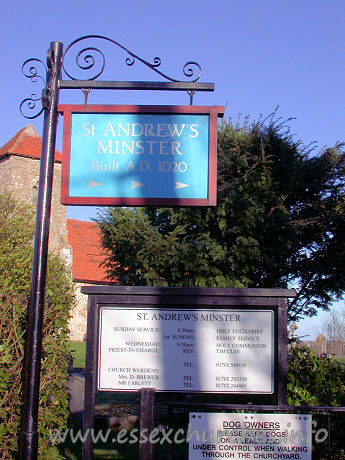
[70,283,88,341]
[0,156,12,190]
[0,155,70,254]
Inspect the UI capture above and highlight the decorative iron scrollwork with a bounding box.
[62,34,202,82]
[21,58,46,84]
[20,58,47,119]
[19,94,44,119]
[20,36,206,119]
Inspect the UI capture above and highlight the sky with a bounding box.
[1,0,344,338]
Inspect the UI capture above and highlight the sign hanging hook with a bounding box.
[82,88,91,105]
[187,89,196,105]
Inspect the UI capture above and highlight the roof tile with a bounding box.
[67,219,113,284]
[0,125,62,162]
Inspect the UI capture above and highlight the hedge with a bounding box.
[0,192,74,458]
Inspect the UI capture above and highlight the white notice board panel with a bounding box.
[98,307,274,393]
[188,413,312,459]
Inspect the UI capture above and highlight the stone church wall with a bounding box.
[70,283,88,341]
[0,155,69,254]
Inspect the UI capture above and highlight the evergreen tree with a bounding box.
[95,112,345,321]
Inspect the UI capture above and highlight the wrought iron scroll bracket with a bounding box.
[20,58,47,119]
[58,35,214,97]
[62,35,203,83]
[20,46,62,117]
[21,35,214,118]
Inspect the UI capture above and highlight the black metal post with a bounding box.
[20,41,63,460]
[139,388,155,460]
[82,295,98,460]
[277,298,288,406]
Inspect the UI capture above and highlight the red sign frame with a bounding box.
[58,105,224,207]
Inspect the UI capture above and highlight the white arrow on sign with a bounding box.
[175,181,190,190]
[88,180,102,188]
[131,180,145,189]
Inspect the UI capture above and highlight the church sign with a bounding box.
[59,105,224,206]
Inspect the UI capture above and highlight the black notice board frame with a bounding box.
[80,286,296,459]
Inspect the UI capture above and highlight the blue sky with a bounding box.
[1,0,344,336]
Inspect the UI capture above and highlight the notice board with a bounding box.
[98,306,274,393]
[81,286,295,403]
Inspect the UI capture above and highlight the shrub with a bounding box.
[288,346,345,406]
[0,192,74,458]
[288,346,345,459]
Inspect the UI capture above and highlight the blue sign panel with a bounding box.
[60,105,224,206]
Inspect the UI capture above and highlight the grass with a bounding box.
[60,420,141,459]
[69,341,86,368]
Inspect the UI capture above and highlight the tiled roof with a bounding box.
[0,125,62,163]
[67,219,113,284]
